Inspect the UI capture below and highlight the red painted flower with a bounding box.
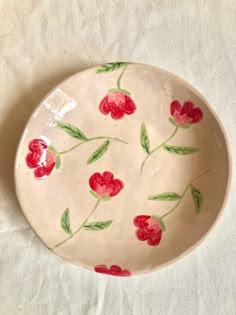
[94,264,131,277]
[134,215,162,246]
[170,100,203,126]
[26,139,56,179]
[99,91,136,120]
[89,171,124,197]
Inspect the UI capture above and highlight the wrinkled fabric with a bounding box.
[0,1,235,314]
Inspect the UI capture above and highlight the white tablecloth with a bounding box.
[0,1,235,314]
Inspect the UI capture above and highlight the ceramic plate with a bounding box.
[15,62,231,277]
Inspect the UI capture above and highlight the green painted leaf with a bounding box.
[169,117,177,127]
[61,208,72,235]
[96,62,129,73]
[84,220,112,231]
[163,145,199,155]
[191,185,203,214]
[119,88,131,96]
[108,88,131,96]
[148,192,181,201]
[180,124,190,129]
[152,215,166,231]
[90,190,100,199]
[108,88,119,94]
[140,123,150,154]
[168,117,189,129]
[160,219,166,231]
[48,145,58,154]
[55,155,61,169]
[57,122,87,141]
[87,140,110,164]
[152,215,161,220]
[101,196,112,201]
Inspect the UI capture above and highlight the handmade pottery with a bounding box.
[15,63,231,276]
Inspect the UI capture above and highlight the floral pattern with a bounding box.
[50,172,124,250]
[99,91,136,120]
[26,139,56,179]
[140,100,203,175]
[22,63,209,275]
[89,171,124,197]
[170,100,203,126]
[94,264,131,277]
[134,215,162,246]
[97,62,136,120]
[133,170,210,247]
[25,122,127,179]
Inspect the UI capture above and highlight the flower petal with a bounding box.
[45,151,56,169]
[146,218,162,233]
[94,264,109,274]
[147,230,162,246]
[99,96,110,115]
[190,108,203,124]
[170,100,182,116]
[109,265,131,277]
[109,265,122,273]
[120,95,137,114]
[108,92,126,105]
[109,179,124,197]
[136,228,150,241]
[94,264,131,276]
[34,163,55,178]
[26,152,42,168]
[181,101,194,115]
[28,139,47,152]
[89,172,103,191]
[110,106,125,120]
[173,112,193,125]
[26,139,48,168]
[95,185,113,197]
[102,171,114,184]
[133,215,151,228]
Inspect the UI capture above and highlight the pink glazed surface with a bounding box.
[15,63,231,276]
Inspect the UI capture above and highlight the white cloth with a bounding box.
[0,1,235,314]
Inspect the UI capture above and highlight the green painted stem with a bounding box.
[51,199,101,250]
[160,170,211,220]
[140,126,179,175]
[58,136,127,155]
[58,142,84,155]
[117,65,128,90]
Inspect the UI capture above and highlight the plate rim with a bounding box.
[14,62,232,276]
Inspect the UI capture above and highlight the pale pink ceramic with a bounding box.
[15,63,231,277]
